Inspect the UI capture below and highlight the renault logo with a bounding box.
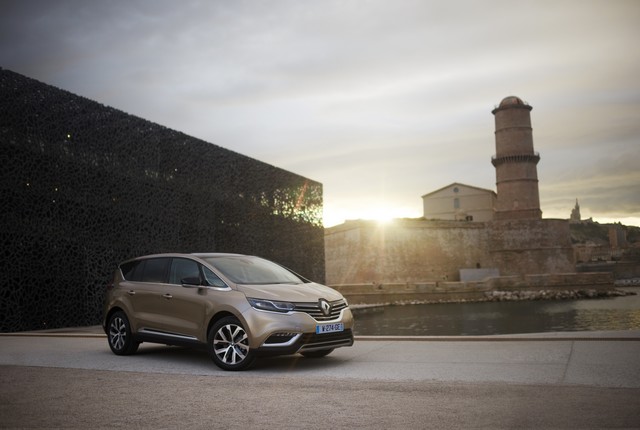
[319,299,331,316]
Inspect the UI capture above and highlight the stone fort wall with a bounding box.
[325,219,487,285]
[325,218,575,286]
[489,219,575,275]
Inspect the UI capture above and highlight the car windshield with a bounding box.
[202,256,305,285]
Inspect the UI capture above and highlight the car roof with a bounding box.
[191,253,248,258]
[121,252,249,264]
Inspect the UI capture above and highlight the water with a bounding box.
[352,287,640,336]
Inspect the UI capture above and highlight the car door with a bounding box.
[159,257,210,339]
[126,257,171,332]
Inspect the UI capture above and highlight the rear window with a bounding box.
[120,260,141,280]
[120,258,171,283]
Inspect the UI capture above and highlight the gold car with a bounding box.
[103,253,354,370]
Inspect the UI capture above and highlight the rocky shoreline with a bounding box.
[482,288,634,302]
[350,287,637,311]
[615,278,640,286]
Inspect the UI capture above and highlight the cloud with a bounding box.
[1,0,639,226]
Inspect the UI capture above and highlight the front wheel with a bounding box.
[107,311,139,355]
[208,317,256,371]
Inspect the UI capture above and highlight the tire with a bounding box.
[107,311,139,356]
[208,316,256,371]
[300,348,334,358]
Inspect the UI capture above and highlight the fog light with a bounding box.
[264,332,299,344]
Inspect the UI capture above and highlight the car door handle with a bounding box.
[127,290,136,296]
[162,294,173,300]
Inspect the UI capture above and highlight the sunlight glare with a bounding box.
[366,207,396,224]
[323,203,423,227]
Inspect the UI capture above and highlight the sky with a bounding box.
[1,0,639,227]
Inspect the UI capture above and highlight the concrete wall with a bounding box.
[332,272,615,305]
[577,261,640,279]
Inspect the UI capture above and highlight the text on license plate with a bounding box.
[316,323,344,334]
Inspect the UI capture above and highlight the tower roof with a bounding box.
[499,96,526,107]
[492,95,532,114]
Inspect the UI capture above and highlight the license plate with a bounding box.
[316,322,344,334]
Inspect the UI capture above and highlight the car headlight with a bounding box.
[247,298,295,313]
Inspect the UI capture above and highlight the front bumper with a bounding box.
[241,302,355,356]
[255,329,354,357]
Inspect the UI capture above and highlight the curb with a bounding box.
[2,332,639,341]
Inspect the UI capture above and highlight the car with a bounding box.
[103,253,354,370]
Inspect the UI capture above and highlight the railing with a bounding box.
[491,152,540,166]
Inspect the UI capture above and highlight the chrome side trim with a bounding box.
[181,284,232,292]
[138,328,198,342]
[293,308,346,323]
[298,338,354,352]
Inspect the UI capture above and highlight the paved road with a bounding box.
[1,331,640,428]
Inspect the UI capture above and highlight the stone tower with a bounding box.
[491,96,542,220]
[570,199,581,223]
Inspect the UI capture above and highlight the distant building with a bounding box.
[422,182,496,222]
[570,199,582,223]
[573,243,611,263]
[609,226,628,249]
[573,226,627,263]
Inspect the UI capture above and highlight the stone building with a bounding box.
[422,183,496,222]
[491,96,542,220]
[325,96,577,287]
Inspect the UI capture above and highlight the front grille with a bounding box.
[294,299,348,322]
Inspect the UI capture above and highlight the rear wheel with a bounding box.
[107,311,139,355]
[301,348,334,358]
[208,317,256,371]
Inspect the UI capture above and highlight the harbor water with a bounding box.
[352,287,640,336]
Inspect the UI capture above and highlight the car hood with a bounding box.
[235,282,344,302]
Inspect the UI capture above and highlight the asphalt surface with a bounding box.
[1,328,640,428]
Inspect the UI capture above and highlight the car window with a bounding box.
[203,256,303,285]
[120,260,142,281]
[203,266,227,288]
[169,258,201,285]
[140,258,171,283]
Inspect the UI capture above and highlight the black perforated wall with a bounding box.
[0,68,324,332]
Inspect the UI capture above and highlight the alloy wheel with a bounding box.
[106,311,138,355]
[109,315,127,351]
[213,323,250,365]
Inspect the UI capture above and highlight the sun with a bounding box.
[365,207,396,224]
[323,203,421,228]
